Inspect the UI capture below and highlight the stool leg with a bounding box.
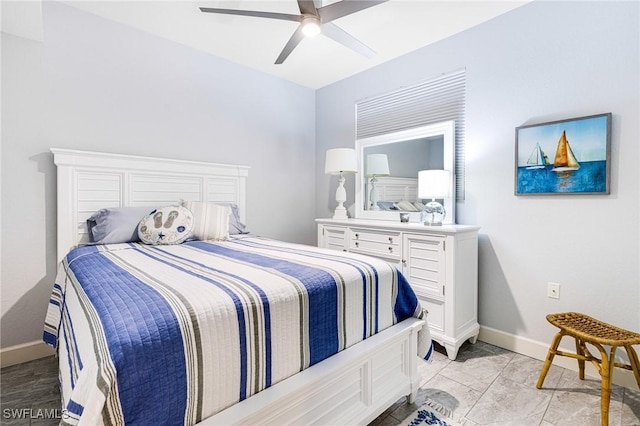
[576,338,586,380]
[598,345,617,426]
[624,345,640,388]
[537,331,564,389]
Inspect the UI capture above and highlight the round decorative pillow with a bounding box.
[138,205,194,245]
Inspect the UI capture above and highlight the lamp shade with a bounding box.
[366,154,390,177]
[418,170,451,199]
[325,148,357,175]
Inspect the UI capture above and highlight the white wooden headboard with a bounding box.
[51,148,249,261]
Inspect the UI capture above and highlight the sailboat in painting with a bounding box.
[525,142,550,169]
[552,130,580,172]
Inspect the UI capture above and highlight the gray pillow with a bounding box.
[227,204,249,235]
[87,206,155,244]
[377,201,398,211]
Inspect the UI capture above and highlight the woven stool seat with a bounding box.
[537,312,640,426]
[546,312,640,346]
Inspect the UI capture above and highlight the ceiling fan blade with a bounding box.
[275,25,305,64]
[317,0,388,23]
[297,0,318,16]
[200,7,301,23]
[321,22,376,58]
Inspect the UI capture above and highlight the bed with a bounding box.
[44,148,432,425]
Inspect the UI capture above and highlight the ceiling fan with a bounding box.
[200,0,389,64]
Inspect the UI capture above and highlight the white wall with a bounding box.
[316,1,639,345]
[1,2,316,349]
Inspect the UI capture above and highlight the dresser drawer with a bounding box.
[350,228,401,260]
[324,226,347,252]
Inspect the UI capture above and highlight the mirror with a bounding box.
[355,120,455,224]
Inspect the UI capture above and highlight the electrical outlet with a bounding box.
[547,282,560,299]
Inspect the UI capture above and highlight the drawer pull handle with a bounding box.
[355,233,359,239]
[402,259,406,265]
[355,242,359,247]
[388,247,393,253]
[388,237,393,243]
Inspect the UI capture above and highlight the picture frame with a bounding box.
[515,112,611,195]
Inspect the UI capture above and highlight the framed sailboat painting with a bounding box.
[515,113,611,195]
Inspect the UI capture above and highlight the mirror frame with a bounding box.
[355,120,456,223]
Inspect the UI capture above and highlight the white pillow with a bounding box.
[182,201,231,241]
[395,200,419,212]
[138,206,194,245]
[413,201,425,211]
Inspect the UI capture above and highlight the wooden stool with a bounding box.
[536,312,640,426]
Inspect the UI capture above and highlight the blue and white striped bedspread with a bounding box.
[44,236,432,425]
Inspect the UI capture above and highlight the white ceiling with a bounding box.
[4,1,531,89]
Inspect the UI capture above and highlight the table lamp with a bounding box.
[366,154,389,210]
[418,169,451,225]
[325,148,357,220]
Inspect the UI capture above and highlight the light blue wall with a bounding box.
[1,2,316,347]
[316,1,639,344]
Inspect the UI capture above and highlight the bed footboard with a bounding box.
[199,318,424,425]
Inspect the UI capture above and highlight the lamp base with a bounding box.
[333,174,349,220]
[421,200,446,226]
[332,206,349,220]
[369,176,380,211]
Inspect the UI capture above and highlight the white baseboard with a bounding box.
[0,340,55,368]
[478,325,639,391]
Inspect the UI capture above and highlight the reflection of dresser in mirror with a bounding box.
[316,218,480,361]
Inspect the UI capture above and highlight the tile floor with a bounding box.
[1,341,639,425]
[372,341,640,426]
[1,356,60,425]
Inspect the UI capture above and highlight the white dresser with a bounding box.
[316,218,480,360]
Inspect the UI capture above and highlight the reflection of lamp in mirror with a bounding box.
[366,154,390,211]
[418,170,451,226]
[325,148,357,220]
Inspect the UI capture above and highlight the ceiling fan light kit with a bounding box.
[200,0,388,64]
[301,15,322,37]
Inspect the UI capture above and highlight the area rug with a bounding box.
[400,399,477,426]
